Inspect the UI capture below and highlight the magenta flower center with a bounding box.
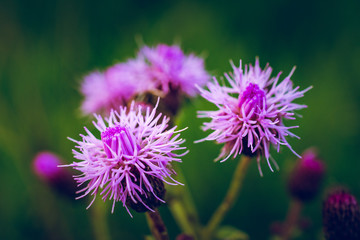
[238,83,267,118]
[101,125,139,159]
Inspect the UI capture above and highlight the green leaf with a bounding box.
[215,225,249,240]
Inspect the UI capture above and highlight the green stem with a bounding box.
[90,198,111,240]
[157,98,200,238]
[203,155,252,240]
[166,165,201,239]
[281,199,303,240]
[146,209,169,240]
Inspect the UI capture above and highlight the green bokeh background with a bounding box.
[1,0,359,239]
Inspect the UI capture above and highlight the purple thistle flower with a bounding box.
[80,71,112,114]
[140,44,210,97]
[80,59,154,115]
[80,44,209,115]
[105,58,155,102]
[65,100,188,216]
[196,59,311,175]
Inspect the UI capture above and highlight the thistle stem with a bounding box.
[203,155,252,239]
[157,98,201,238]
[90,199,111,240]
[146,209,169,240]
[166,165,201,239]
[281,199,303,240]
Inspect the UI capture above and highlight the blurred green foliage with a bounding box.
[0,0,360,239]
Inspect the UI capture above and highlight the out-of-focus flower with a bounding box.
[80,71,111,114]
[140,44,209,97]
[288,149,325,202]
[66,100,188,216]
[80,44,209,116]
[33,151,76,198]
[323,189,360,240]
[105,58,155,105]
[80,59,154,115]
[196,59,311,175]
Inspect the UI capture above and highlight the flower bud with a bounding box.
[33,151,76,198]
[323,189,360,240]
[288,149,325,202]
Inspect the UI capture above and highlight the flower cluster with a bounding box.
[71,45,313,223]
[196,59,311,175]
[80,44,209,115]
[66,101,188,215]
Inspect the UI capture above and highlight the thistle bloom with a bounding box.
[140,44,210,96]
[196,59,311,175]
[81,44,209,115]
[105,58,155,103]
[66,101,187,215]
[80,59,153,114]
[80,71,111,114]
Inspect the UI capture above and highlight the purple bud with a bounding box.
[288,149,325,202]
[33,152,77,198]
[323,189,360,240]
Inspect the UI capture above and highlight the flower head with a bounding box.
[66,100,187,215]
[80,71,112,114]
[288,149,325,201]
[140,44,210,96]
[196,59,311,175]
[80,59,153,115]
[323,189,360,240]
[80,44,209,115]
[105,58,155,102]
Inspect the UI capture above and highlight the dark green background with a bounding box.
[1,0,359,239]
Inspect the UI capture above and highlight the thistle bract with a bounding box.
[323,189,360,240]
